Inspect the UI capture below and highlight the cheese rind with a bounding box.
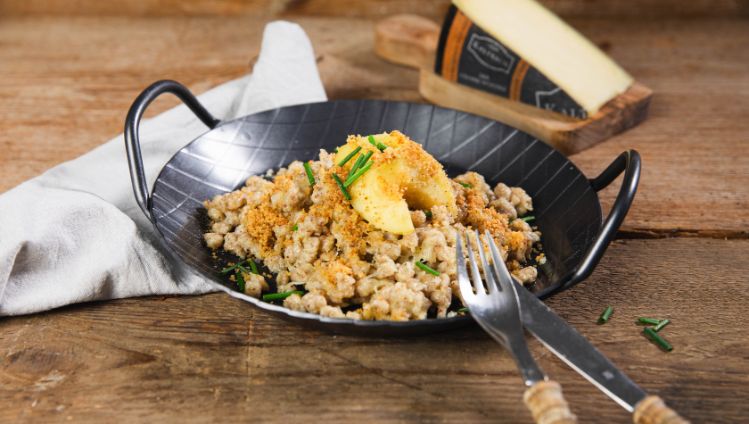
[452,0,633,114]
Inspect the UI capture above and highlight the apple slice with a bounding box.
[334,131,456,235]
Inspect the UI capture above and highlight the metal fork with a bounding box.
[456,230,577,424]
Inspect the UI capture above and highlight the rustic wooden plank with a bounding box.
[0,15,419,192]
[566,18,749,237]
[0,16,746,236]
[1,0,746,18]
[1,238,747,422]
[0,0,451,20]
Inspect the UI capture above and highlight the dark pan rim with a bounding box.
[150,99,587,328]
[126,81,641,330]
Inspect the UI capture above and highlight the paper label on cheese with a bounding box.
[435,6,587,119]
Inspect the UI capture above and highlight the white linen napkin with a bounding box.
[0,21,327,316]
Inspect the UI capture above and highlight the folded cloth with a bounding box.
[0,21,327,316]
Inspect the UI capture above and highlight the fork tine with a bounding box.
[455,230,474,300]
[466,230,486,295]
[485,230,515,295]
[474,230,498,294]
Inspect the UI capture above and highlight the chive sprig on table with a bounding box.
[635,316,675,351]
[637,317,661,325]
[598,305,614,324]
[636,317,670,332]
[654,318,671,332]
[643,326,673,351]
[521,216,535,223]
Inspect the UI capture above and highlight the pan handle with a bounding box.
[124,80,220,221]
[562,150,641,289]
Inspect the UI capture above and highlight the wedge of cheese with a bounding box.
[452,0,633,114]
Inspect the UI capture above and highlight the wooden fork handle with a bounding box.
[523,380,577,424]
[633,396,689,424]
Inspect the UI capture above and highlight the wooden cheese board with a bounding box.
[375,14,653,155]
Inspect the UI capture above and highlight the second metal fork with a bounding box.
[456,229,577,424]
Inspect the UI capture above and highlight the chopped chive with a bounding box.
[360,150,374,163]
[350,150,373,176]
[637,317,661,326]
[344,161,373,187]
[457,307,469,313]
[521,216,536,223]
[303,161,315,186]
[598,306,614,324]
[458,182,473,189]
[332,173,351,200]
[248,259,259,275]
[424,210,433,219]
[415,260,440,276]
[262,290,304,301]
[348,153,366,175]
[367,135,387,151]
[236,271,245,293]
[292,224,298,231]
[220,263,238,274]
[337,146,361,167]
[654,319,671,332]
[643,327,673,351]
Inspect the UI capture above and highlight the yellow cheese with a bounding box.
[452,0,633,114]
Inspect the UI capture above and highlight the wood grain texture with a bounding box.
[0,0,452,20]
[567,18,749,237]
[1,239,747,423]
[0,15,419,193]
[1,0,746,18]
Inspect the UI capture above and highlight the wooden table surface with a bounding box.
[1,5,748,423]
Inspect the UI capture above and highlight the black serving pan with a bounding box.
[125,80,640,336]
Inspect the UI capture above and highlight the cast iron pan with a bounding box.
[125,80,640,336]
